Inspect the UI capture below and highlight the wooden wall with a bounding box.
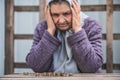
[5,0,120,74]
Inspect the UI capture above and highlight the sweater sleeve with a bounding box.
[26,22,60,72]
[67,19,103,73]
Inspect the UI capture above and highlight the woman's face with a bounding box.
[50,2,72,31]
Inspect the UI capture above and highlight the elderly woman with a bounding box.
[26,0,103,73]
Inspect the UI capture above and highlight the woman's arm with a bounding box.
[26,21,60,72]
[68,18,103,73]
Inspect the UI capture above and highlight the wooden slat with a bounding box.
[13,34,120,40]
[114,5,120,11]
[14,63,120,70]
[14,34,33,39]
[9,0,14,74]
[102,34,120,40]
[14,63,29,68]
[39,0,46,20]
[5,0,14,75]
[106,0,113,73]
[14,5,120,12]
[102,63,120,70]
[5,0,10,75]
[113,34,120,40]
[81,5,106,11]
[14,6,38,12]
[82,5,120,11]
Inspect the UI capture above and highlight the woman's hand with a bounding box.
[45,5,56,35]
[71,0,82,33]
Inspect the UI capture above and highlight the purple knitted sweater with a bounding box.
[26,17,103,73]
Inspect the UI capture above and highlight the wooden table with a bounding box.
[0,73,120,80]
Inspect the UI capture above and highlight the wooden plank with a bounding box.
[82,5,120,11]
[106,0,113,73]
[102,34,120,40]
[14,6,38,12]
[14,5,120,12]
[13,34,120,40]
[114,5,120,11]
[39,0,46,20]
[102,63,120,70]
[14,62,120,70]
[14,34,33,39]
[14,63,29,68]
[9,0,14,74]
[3,73,120,78]
[113,34,120,40]
[5,0,14,75]
[81,5,106,11]
[5,0,11,75]
[1,73,120,80]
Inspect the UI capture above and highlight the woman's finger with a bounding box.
[72,0,80,13]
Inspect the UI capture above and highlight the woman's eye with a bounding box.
[63,12,71,16]
[52,14,59,17]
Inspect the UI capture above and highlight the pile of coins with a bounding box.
[23,72,73,77]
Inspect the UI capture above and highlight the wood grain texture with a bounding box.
[14,5,120,12]
[106,0,113,73]
[1,73,120,80]
[5,0,14,75]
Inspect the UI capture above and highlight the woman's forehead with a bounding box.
[50,3,71,13]
[49,1,70,7]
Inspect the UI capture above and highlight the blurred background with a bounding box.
[0,0,120,76]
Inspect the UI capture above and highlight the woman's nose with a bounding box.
[58,16,65,23]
